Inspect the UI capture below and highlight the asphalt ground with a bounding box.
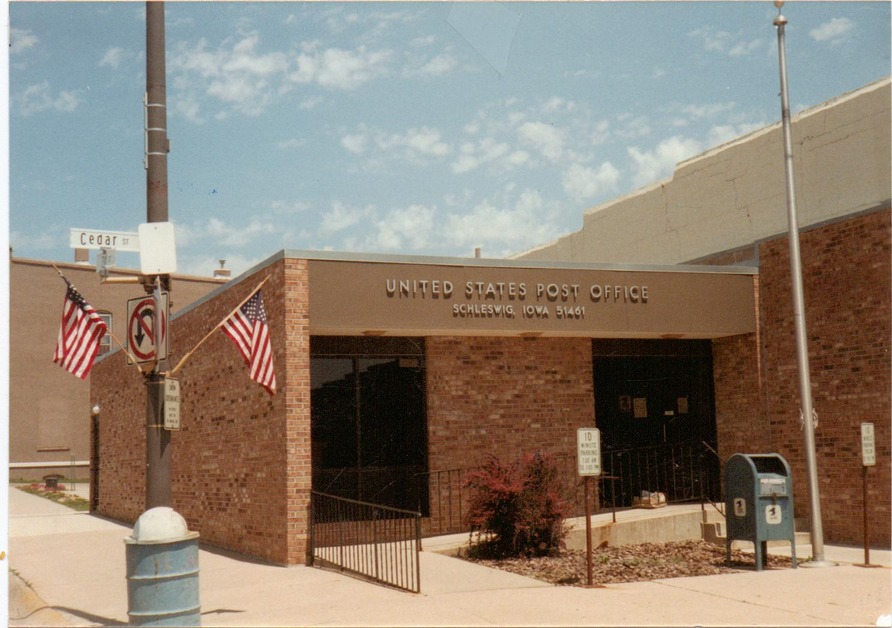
[8,485,892,627]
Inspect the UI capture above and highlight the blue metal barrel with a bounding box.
[125,507,201,626]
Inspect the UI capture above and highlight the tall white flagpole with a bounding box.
[773,0,834,567]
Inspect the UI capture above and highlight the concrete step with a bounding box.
[701,520,811,549]
[564,504,724,550]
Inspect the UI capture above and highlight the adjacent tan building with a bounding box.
[9,257,224,480]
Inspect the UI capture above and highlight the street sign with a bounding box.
[861,422,876,467]
[70,228,140,252]
[96,247,117,277]
[577,427,601,476]
[164,378,181,430]
[127,292,169,363]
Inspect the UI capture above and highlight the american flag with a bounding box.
[221,288,276,395]
[53,278,108,379]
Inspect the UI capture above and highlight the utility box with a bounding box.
[724,453,797,570]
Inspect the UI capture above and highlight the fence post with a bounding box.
[307,494,315,566]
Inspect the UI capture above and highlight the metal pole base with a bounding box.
[798,559,837,568]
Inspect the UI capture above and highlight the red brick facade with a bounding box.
[426,336,595,472]
[424,336,595,530]
[92,210,890,564]
[714,208,890,546]
[92,259,312,565]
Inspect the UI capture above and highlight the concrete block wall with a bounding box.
[518,79,891,267]
[757,208,890,546]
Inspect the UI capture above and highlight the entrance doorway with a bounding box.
[593,339,720,506]
[311,337,429,514]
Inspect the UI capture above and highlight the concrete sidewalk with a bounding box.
[9,487,891,627]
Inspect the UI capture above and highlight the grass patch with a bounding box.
[16,483,90,511]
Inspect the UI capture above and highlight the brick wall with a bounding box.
[425,336,596,528]
[90,351,147,523]
[92,259,313,565]
[756,208,890,546]
[713,331,770,460]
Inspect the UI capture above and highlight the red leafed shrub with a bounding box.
[464,452,569,558]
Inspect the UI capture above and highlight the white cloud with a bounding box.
[410,35,436,48]
[706,122,764,148]
[451,137,510,174]
[507,151,530,167]
[810,18,855,44]
[380,127,451,161]
[270,200,312,214]
[169,33,290,117]
[320,201,372,234]
[590,119,610,145]
[614,114,651,140]
[729,38,765,57]
[205,216,277,248]
[341,133,368,154]
[688,27,765,57]
[628,136,703,187]
[562,162,620,202]
[342,126,451,163]
[290,45,392,90]
[299,96,325,110]
[173,95,204,124]
[10,28,38,55]
[542,96,569,114]
[276,138,307,149]
[680,102,736,120]
[367,204,436,250]
[443,189,561,254]
[689,27,733,53]
[403,52,459,79]
[99,47,128,69]
[14,82,81,116]
[517,121,565,162]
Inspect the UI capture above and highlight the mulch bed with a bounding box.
[464,540,794,586]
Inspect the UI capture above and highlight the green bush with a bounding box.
[464,452,569,558]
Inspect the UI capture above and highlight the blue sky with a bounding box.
[8,1,891,277]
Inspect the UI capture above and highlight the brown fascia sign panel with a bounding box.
[304,252,756,339]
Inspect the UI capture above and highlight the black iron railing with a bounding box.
[309,491,422,593]
[600,441,721,508]
[418,441,721,536]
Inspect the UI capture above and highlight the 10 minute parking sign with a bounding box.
[577,427,602,476]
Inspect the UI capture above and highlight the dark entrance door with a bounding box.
[593,339,720,506]
[311,337,429,514]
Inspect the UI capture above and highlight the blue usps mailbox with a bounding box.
[724,453,797,571]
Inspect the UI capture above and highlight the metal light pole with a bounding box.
[773,1,834,567]
[145,0,172,509]
[126,8,201,625]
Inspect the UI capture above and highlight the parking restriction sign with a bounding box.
[127,292,169,363]
[577,427,601,476]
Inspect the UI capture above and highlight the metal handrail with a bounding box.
[418,441,722,536]
[309,491,422,593]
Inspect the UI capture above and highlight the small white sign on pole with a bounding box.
[577,427,601,476]
[139,222,177,274]
[861,422,876,467]
[164,378,181,431]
